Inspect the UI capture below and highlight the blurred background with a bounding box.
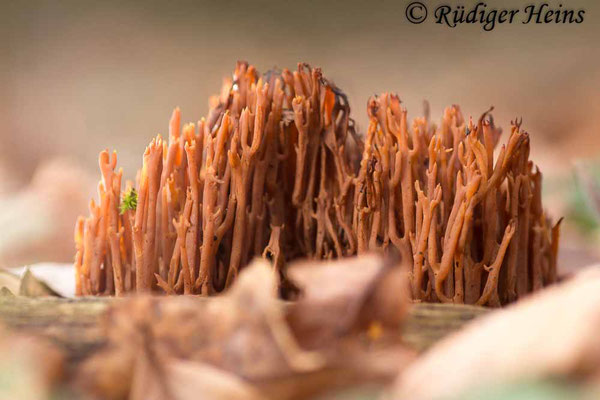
[1,0,599,268]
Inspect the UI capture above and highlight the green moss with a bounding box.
[119,188,138,215]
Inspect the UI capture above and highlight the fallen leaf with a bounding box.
[286,253,409,349]
[388,267,600,400]
[19,267,62,297]
[77,255,413,400]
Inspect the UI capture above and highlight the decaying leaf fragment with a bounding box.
[389,267,600,400]
[76,255,413,400]
[286,253,409,349]
[19,268,62,297]
[0,267,63,297]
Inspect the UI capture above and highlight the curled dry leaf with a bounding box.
[77,255,413,400]
[0,266,65,297]
[286,253,409,349]
[389,267,600,400]
[19,268,62,297]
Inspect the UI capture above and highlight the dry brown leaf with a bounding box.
[19,268,62,297]
[77,345,135,400]
[287,253,409,349]
[0,267,65,298]
[388,267,600,400]
[77,255,413,400]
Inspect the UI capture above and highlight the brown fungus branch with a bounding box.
[75,61,558,305]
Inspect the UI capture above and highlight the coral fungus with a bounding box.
[74,61,559,305]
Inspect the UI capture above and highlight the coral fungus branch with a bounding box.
[75,61,558,304]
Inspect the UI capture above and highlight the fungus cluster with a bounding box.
[74,61,559,305]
